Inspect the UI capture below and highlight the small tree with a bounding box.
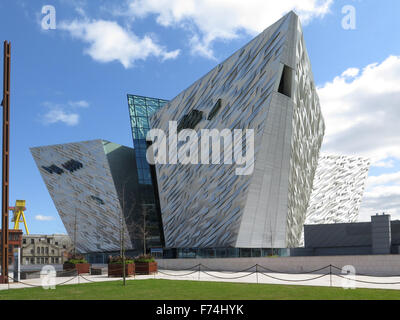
[73,209,78,257]
[134,204,152,255]
[117,180,136,286]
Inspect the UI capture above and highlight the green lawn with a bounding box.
[0,279,399,300]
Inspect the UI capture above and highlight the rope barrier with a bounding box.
[330,265,400,278]
[202,270,257,280]
[259,272,330,282]
[157,269,200,277]
[333,273,400,285]
[79,274,101,283]
[7,274,79,288]
[257,264,330,274]
[3,263,400,289]
[158,264,201,272]
[198,264,256,274]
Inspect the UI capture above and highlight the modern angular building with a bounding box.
[150,11,325,250]
[30,12,372,259]
[30,140,163,255]
[305,155,371,225]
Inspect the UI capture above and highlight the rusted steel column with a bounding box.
[1,41,10,284]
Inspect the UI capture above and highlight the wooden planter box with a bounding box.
[108,263,135,277]
[135,261,157,275]
[63,262,90,274]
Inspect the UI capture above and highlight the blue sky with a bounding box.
[0,0,399,234]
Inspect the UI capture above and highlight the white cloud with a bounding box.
[359,184,400,221]
[40,100,89,126]
[68,100,90,108]
[43,108,80,126]
[318,55,400,221]
[362,171,400,220]
[373,159,395,168]
[59,19,181,68]
[367,171,400,187]
[35,215,55,221]
[318,55,400,164]
[125,0,333,58]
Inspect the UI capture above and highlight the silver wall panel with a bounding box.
[151,12,325,249]
[31,140,135,253]
[306,155,371,225]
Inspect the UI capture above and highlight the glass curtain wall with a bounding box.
[127,94,168,185]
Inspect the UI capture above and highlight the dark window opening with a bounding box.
[62,159,83,173]
[177,109,203,132]
[90,195,105,205]
[42,164,64,175]
[208,99,222,121]
[278,65,293,98]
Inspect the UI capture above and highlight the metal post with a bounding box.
[256,264,259,284]
[198,264,201,281]
[1,41,11,284]
[329,264,332,287]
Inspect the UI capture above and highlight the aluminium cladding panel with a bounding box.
[236,92,294,248]
[236,13,325,248]
[305,156,371,225]
[150,12,321,249]
[286,18,325,248]
[30,140,133,253]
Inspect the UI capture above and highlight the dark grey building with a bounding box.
[293,214,400,256]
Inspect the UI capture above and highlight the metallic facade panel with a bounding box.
[30,140,135,253]
[150,12,325,249]
[306,155,371,225]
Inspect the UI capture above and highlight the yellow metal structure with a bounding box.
[10,200,29,234]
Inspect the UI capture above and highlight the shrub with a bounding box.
[66,259,88,265]
[65,253,88,264]
[108,255,134,265]
[134,254,155,263]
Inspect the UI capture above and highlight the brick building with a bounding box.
[0,229,23,265]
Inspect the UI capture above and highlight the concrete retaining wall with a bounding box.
[157,255,400,276]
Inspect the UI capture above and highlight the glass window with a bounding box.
[240,248,251,257]
[227,248,240,258]
[135,106,148,117]
[216,248,228,258]
[251,248,261,257]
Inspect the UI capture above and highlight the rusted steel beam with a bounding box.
[1,41,10,284]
